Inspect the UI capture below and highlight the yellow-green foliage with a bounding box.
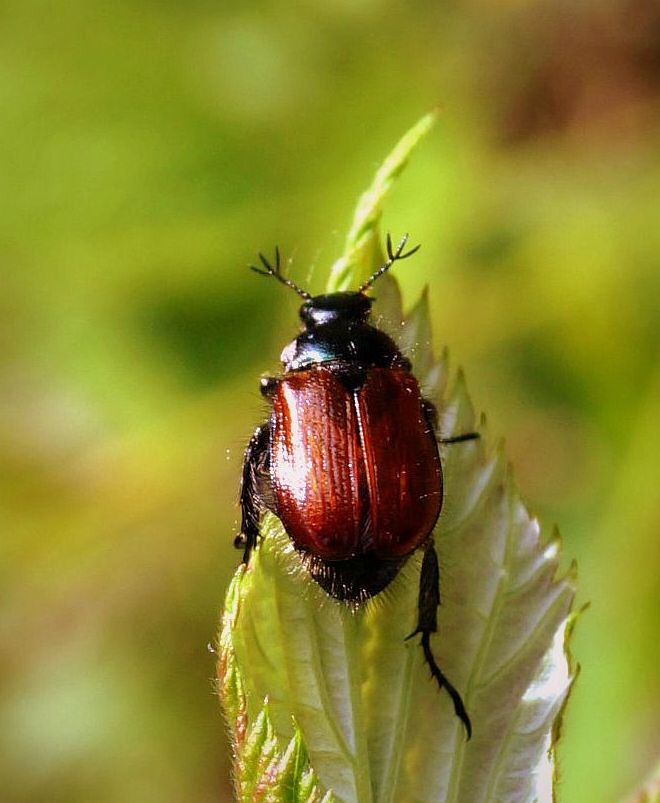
[2,3,659,803]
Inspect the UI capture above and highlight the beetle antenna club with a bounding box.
[357,232,421,293]
[250,247,312,301]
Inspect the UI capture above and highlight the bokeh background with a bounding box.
[2,1,659,801]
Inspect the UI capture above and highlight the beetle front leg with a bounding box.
[407,540,472,739]
[236,422,270,564]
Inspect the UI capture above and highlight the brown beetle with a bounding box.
[236,235,478,736]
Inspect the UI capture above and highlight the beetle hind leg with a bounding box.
[407,540,472,739]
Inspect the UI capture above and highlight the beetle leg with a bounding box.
[423,399,480,444]
[406,540,472,739]
[236,422,271,564]
[439,432,479,445]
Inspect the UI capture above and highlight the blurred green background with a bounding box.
[1,1,658,801]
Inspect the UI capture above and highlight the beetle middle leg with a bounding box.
[236,422,270,564]
[422,399,479,444]
[440,432,479,445]
[407,540,472,738]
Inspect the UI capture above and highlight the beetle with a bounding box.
[235,234,478,737]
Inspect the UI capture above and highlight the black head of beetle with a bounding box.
[281,291,406,374]
[300,291,372,327]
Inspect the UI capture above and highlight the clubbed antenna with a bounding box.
[250,248,312,301]
[357,233,421,294]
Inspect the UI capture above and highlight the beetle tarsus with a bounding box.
[409,541,472,739]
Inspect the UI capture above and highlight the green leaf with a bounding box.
[219,577,334,803]
[621,764,660,803]
[326,110,438,293]
[218,115,577,802]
